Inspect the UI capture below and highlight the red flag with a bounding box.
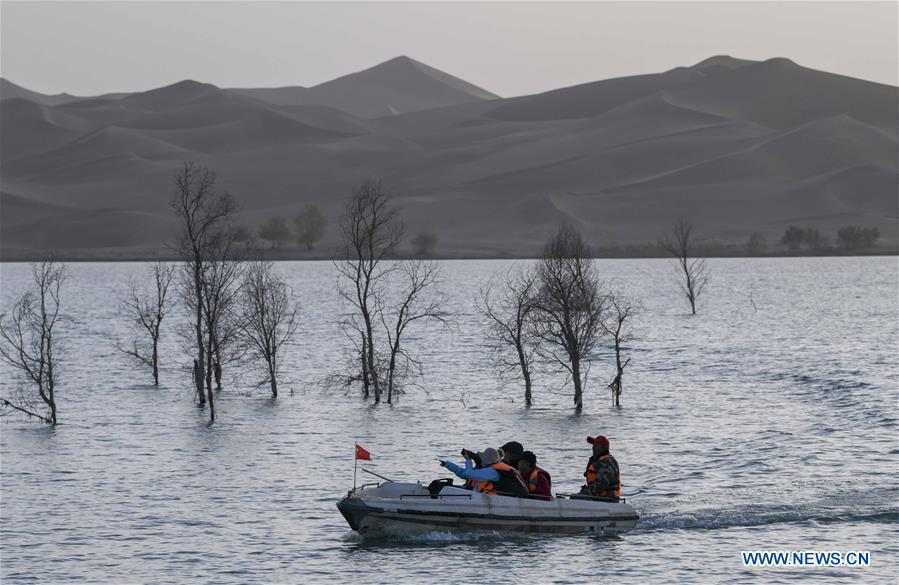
[355,443,372,461]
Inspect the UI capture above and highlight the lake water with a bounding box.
[1,257,897,584]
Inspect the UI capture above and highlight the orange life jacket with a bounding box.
[585,454,621,498]
[526,466,553,498]
[475,462,527,495]
[527,467,540,492]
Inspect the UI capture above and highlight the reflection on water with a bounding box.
[1,257,897,583]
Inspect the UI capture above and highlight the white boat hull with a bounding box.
[337,482,639,536]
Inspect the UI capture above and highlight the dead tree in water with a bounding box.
[661,219,709,315]
[120,262,176,385]
[379,260,448,404]
[478,267,539,406]
[602,292,634,407]
[199,231,245,396]
[334,180,402,403]
[170,162,238,422]
[333,180,447,403]
[532,224,605,410]
[239,261,299,398]
[0,261,67,424]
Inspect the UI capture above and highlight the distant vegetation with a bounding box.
[252,206,329,252]
[585,224,884,259]
[258,217,292,249]
[294,205,328,250]
[836,226,881,251]
[411,231,438,257]
[779,225,881,254]
[230,225,252,244]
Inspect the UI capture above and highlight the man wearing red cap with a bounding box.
[580,435,621,500]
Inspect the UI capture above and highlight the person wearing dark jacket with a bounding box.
[580,435,621,500]
[517,451,552,500]
[498,441,525,469]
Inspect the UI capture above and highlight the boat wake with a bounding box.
[342,528,514,544]
[637,506,899,532]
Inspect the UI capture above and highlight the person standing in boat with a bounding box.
[580,435,621,501]
[517,451,552,500]
[440,448,528,496]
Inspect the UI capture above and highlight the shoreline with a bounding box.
[1,249,896,263]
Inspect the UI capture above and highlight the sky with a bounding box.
[1,1,896,97]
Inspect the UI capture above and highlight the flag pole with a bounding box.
[353,443,358,490]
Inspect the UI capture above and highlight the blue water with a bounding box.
[1,257,897,583]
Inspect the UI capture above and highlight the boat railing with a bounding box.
[558,493,626,503]
[400,493,473,500]
[348,482,381,495]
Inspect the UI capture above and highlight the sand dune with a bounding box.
[664,58,898,133]
[486,68,704,122]
[1,55,896,256]
[230,56,498,117]
[1,79,81,106]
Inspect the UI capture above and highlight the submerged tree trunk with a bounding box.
[269,363,278,398]
[572,358,583,409]
[523,368,533,407]
[364,315,380,403]
[613,337,622,406]
[386,346,398,405]
[360,337,370,399]
[205,335,216,419]
[46,370,57,425]
[151,339,159,386]
[207,384,215,422]
[517,343,532,407]
[194,259,207,404]
[212,335,223,390]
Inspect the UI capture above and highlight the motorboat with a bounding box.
[336,479,639,535]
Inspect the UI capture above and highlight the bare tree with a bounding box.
[170,161,238,421]
[334,180,403,403]
[602,291,634,407]
[200,231,245,397]
[660,219,709,315]
[239,261,299,398]
[379,260,449,404]
[478,267,539,406]
[0,261,66,424]
[119,262,176,385]
[531,224,605,409]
